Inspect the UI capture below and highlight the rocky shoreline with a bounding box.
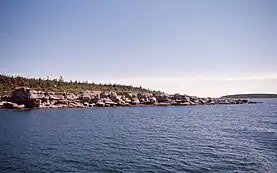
[0,87,259,109]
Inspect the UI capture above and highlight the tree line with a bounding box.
[0,74,152,96]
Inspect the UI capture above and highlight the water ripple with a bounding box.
[0,99,277,172]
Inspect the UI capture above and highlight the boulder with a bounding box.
[100,92,110,99]
[11,87,30,101]
[218,99,230,104]
[137,93,152,101]
[240,99,249,104]
[109,92,122,103]
[154,93,170,103]
[16,104,25,109]
[0,101,6,108]
[69,102,85,108]
[119,92,133,100]
[170,101,181,106]
[83,102,89,107]
[182,102,192,106]
[96,100,105,107]
[29,91,44,99]
[131,96,140,105]
[55,100,70,105]
[149,97,157,104]
[49,94,64,100]
[123,97,132,103]
[2,102,17,109]
[77,91,99,102]
[11,88,40,108]
[67,102,78,108]
[199,99,206,104]
[183,95,191,102]
[209,101,215,105]
[2,102,25,109]
[24,99,41,108]
[117,100,128,106]
[79,91,91,102]
[49,105,58,108]
[103,99,117,106]
[89,103,95,107]
[172,94,183,100]
[66,93,78,100]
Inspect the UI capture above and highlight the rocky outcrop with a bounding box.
[0,87,258,109]
[11,87,41,108]
[131,96,140,105]
[2,102,25,109]
[96,100,105,107]
[154,93,170,103]
[0,101,4,108]
[109,91,121,103]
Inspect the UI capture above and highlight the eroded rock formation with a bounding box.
[0,87,258,109]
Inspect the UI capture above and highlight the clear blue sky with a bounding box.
[1,0,277,96]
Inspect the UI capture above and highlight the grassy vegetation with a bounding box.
[0,74,154,96]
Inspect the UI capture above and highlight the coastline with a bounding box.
[0,87,259,109]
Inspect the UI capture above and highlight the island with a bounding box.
[0,74,258,109]
[221,94,277,99]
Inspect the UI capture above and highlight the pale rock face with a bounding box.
[28,90,44,99]
[199,99,206,104]
[154,93,170,103]
[2,102,17,108]
[2,102,25,109]
[1,87,255,109]
[55,100,70,105]
[79,91,92,102]
[44,100,51,107]
[100,92,110,99]
[137,92,151,100]
[109,92,122,103]
[66,93,77,100]
[183,96,191,102]
[96,99,105,107]
[10,88,40,108]
[123,97,132,103]
[120,92,133,100]
[172,94,183,100]
[78,91,99,102]
[189,96,199,104]
[149,97,157,104]
[89,103,95,107]
[49,94,64,100]
[117,100,127,106]
[90,94,100,103]
[83,102,89,107]
[131,97,140,105]
[103,98,117,106]
[0,101,6,107]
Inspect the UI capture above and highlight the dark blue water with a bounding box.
[0,99,277,173]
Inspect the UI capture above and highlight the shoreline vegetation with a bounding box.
[0,74,153,96]
[0,74,258,109]
[221,94,277,99]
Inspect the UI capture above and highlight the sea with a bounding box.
[0,99,277,173]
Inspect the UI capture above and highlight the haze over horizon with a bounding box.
[1,0,277,97]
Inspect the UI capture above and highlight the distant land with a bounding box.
[221,94,277,99]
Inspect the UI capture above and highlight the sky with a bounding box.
[1,0,277,97]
